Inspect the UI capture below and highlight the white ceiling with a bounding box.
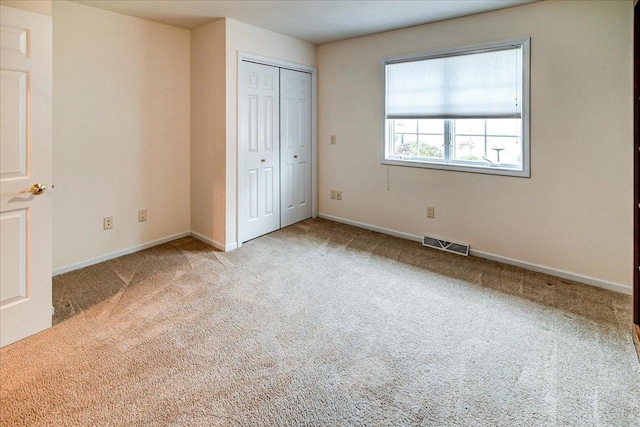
[73,0,537,45]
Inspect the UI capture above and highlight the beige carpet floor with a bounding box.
[1,218,639,426]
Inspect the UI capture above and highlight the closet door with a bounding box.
[238,61,280,243]
[280,69,312,228]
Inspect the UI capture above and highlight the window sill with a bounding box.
[381,158,530,178]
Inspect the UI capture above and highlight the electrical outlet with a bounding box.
[330,135,336,145]
[103,216,113,230]
[427,207,435,218]
[138,209,147,222]
[337,191,343,201]
[330,190,337,200]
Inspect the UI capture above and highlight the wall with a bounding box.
[190,20,226,248]
[317,0,633,290]
[53,1,191,271]
[224,19,316,247]
[0,0,51,15]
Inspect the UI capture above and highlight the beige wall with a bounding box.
[317,0,633,289]
[53,1,191,270]
[224,19,316,246]
[190,20,226,247]
[0,0,51,16]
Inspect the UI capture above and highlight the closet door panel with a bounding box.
[239,62,280,243]
[281,69,312,228]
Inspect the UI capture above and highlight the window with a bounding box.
[383,38,530,177]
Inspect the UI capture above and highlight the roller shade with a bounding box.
[385,46,522,119]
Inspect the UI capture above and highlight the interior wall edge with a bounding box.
[318,213,633,296]
[190,231,237,252]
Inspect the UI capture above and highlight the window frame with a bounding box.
[381,38,531,178]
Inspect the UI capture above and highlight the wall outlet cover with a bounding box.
[103,216,113,230]
[427,207,435,218]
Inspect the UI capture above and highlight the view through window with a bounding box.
[389,118,522,168]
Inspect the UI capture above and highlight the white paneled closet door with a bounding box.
[238,60,313,244]
[280,69,312,228]
[238,62,280,243]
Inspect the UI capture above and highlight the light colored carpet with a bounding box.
[1,218,638,426]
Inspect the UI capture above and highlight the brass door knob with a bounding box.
[23,183,46,195]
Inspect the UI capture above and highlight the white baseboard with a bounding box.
[469,249,631,295]
[318,213,632,295]
[53,231,240,277]
[51,216,632,296]
[189,231,237,252]
[318,213,423,243]
[52,231,192,277]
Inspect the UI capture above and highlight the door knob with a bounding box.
[22,183,46,195]
[261,159,266,163]
[294,155,298,159]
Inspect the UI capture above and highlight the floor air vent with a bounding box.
[422,235,470,256]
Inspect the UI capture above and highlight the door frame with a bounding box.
[236,52,318,248]
[633,0,639,360]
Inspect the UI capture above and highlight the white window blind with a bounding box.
[385,46,522,119]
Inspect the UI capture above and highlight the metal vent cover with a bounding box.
[422,235,469,256]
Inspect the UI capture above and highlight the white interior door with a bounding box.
[238,61,280,243]
[0,6,52,347]
[280,69,312,228]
